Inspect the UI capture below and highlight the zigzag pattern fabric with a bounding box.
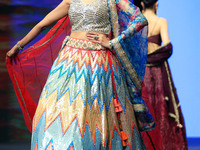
[31,38,145,150]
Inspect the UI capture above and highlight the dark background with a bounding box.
[0,0,60,144]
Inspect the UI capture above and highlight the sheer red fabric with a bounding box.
[6,17,71,132]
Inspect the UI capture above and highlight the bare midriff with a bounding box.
[70,31,109,40]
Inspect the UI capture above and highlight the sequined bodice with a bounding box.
[68,0,111,34]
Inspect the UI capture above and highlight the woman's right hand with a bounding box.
[5,0,70,63]
[6,45,19,63]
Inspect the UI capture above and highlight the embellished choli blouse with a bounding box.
[68,0,111,34]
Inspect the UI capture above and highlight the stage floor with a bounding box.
[0,138,199,150]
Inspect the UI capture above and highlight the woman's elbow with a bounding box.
[36,22,48,31]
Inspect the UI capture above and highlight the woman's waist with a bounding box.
[70,32,108,40]
[60,36,118,62]
[67,33,107,51]
[147,44,161,54]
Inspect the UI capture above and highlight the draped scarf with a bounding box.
[147,43,184,127]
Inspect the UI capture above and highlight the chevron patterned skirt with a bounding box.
[31,38,146,150]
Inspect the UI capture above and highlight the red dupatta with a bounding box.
[6,17,71,132]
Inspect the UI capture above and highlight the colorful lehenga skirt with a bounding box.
[31,38,146,150]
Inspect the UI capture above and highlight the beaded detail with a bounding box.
[68,0,111,34]
[66,37,105,50]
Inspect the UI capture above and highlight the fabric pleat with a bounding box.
[31,41,146,150]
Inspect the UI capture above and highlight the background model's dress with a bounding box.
[141,35,187,150]
[6,0,156,149]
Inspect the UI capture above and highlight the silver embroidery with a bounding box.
[68,0,111,34]
[66,37,105,50]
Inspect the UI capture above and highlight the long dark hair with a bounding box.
[134,0,158,11]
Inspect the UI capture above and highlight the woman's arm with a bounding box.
[109,0,148,49]
[7,0,70,58]
[160,18,170,45]
[115,0,148,39]
[86,0,147,50]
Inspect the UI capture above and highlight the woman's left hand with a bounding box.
[86,32,110,49]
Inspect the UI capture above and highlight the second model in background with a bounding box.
[134,0,188,149]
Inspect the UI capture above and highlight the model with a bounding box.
[6,0,155,149]
[134,0,188,149]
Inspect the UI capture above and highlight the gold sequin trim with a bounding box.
[66,38,105,50]
[133,104,146,111]
[164,61,182,128]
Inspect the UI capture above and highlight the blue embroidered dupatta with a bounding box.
[6,0,155,132]
[109,0,155,131]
